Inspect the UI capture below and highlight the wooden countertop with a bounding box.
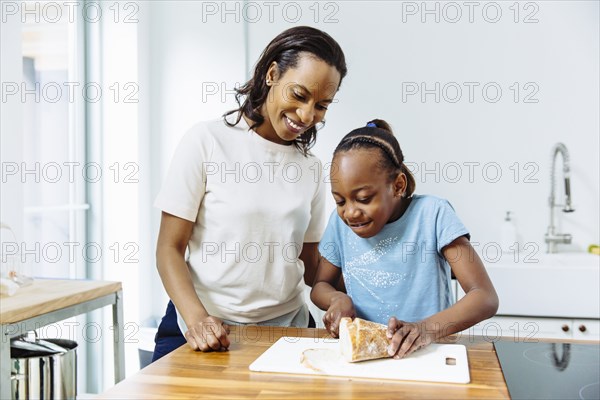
[0,279,122,323]
[99,326,509,399]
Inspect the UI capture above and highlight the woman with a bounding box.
[152,26,347,360]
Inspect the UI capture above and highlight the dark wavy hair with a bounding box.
[224,26,347,156]
[334,119,416,197]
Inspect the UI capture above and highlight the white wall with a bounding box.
[246,1,599,258]
[142,1,247,323]
[99,1,141,382]
[144,1,599,319]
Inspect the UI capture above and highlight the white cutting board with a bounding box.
[249,337,470,384]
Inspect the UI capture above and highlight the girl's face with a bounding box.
[331,149,407,238]
[256,54,341,145]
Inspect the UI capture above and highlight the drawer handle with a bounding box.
[579,325,587,333]
[561,324,570,332]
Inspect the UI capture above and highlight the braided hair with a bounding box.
[334,119,416,197]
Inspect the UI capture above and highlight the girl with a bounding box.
[311,119,498,359]
[153,26,347,360]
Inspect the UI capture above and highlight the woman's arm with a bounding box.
[299,242,320,286]
[156,211,230,351]
[387,235,499,358]
[311,257,355,336]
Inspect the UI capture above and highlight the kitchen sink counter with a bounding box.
[99,326,509,399]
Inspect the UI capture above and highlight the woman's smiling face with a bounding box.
[331,149,406,238]
[256,53,341,145]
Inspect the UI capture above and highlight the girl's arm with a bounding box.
[388,235,498,358]
[156,211,230,351]
[442,235,499,330]
[311,257,356,336]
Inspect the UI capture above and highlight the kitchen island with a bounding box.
[99,326,509,399]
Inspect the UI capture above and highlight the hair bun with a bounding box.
[366,119,394,135]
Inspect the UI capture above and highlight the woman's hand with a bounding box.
[323,293,356,337]
[184,315,231,352]
[386,316,433,359]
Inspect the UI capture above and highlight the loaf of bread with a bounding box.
[339,317,391,362]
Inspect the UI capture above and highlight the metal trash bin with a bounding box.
[10,334,77,400]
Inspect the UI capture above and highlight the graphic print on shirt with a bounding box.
[344,234,411,322]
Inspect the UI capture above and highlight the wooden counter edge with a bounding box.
[0,279,122,323]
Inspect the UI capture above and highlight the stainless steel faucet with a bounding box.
[544,143,574,253]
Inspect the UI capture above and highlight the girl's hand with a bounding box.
[386,316,433,359]
[323,293,356,337]
[184,315,231,352]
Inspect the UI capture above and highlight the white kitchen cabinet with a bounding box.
[453,266,600,341]
[462,316,599,342]
[572,319,600,340]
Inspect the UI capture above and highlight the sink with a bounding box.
[484,253,600,318]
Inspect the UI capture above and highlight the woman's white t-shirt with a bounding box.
[154,116,326,324]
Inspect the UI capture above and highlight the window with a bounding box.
[21,1,88,279]
[18,1,97,393]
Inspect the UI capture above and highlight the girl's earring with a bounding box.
[266,79,271,86]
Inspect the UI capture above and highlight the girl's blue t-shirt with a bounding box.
[318,194,470,324]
